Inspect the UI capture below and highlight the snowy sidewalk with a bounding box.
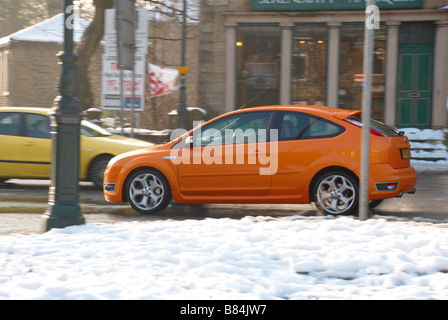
[406,128,448,173]
[0,215,447,300]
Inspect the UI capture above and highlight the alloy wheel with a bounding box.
[128,171,167,213]
[316,173,356,215]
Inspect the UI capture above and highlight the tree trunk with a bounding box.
[76,0,114,110]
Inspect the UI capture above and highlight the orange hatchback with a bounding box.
[103,106,417,216]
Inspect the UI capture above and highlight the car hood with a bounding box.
[102,135,154,148]
[110,141,169,160]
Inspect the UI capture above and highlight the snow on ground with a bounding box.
[406,128,448,173]
[0,216,448,300]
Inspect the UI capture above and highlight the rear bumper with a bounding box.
[369,164,417,200]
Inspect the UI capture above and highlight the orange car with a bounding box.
[103,105,417,215]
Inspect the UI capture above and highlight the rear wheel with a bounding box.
[369,199,384,209]
[313,171,359,216]
[125,168,171,214]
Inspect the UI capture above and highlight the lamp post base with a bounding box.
[42,210,85,233]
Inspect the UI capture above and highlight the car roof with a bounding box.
[229,105,361,120]
[0,107,50,115]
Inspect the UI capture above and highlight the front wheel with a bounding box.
[313,171,359,216]
[125,169,171,214]
[89,155,113,189]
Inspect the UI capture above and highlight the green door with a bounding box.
[396,46,433,128]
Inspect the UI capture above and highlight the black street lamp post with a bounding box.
[177,0,188,130]
[42,0,85,232]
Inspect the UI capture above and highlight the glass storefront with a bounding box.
[338,24,387,121]
[235,23,387,120]
[236,25,281,108]
[292,24,328,106]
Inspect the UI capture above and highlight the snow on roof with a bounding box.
[0,13,90,46]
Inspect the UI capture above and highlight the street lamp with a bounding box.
[42,0,85,232]
[177,0,188,130]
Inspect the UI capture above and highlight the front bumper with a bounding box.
[103,165,125,203]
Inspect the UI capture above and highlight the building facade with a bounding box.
[199,0,448,128]
[0,14,102,110]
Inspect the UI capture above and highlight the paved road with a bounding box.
[0,172,447,235]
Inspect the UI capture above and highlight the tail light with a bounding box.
[375,182,399,192]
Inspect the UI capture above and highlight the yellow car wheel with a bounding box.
[89,155,113,189]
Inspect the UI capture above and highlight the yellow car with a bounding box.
[0,107,152,188]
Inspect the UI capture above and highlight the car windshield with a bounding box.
[346,115,402,137]
[80,120,112,137]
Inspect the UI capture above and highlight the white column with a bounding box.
[432,20,448,129]
[384,20,400,127]
[327,22,341,108]
[280,22,294,105]
[224,22,238,113]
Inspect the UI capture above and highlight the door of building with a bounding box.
[396,45,434,129]
[396,21,434,128]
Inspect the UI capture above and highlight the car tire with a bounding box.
[313,171,359,216]
[125,168,171,214]
[369,199,384,209]
[89,155,113,189]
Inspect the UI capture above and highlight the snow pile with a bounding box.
[404,128,448,173]
[1,216,448,300]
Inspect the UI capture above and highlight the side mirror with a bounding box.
[185,136,194,147]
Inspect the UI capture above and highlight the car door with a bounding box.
[20,113,52,177]
[0,112,22,178]
[176,111,274,198]
[272,111,345,200]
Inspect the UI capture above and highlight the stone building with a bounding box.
[0,14,101,110]
[198,0,448,129]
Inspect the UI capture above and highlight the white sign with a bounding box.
[149,64,179,97]
[101,8,148,111]
[104,8,148,55]
[101,54,146,111]
[206,0,230,5]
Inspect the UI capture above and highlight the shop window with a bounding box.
[399,21,435,44]
[338,24,386,121]
[236,25,281,108]
[292,25,328,106]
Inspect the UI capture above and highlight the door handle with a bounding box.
[24,142,36,147]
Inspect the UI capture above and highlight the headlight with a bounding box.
[106,156,118,171]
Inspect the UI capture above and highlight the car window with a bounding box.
[195,111,272,146]
[0,112,21,136]
[80,120,112,137]
[24,113,51,139]
[278,111,344,140]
